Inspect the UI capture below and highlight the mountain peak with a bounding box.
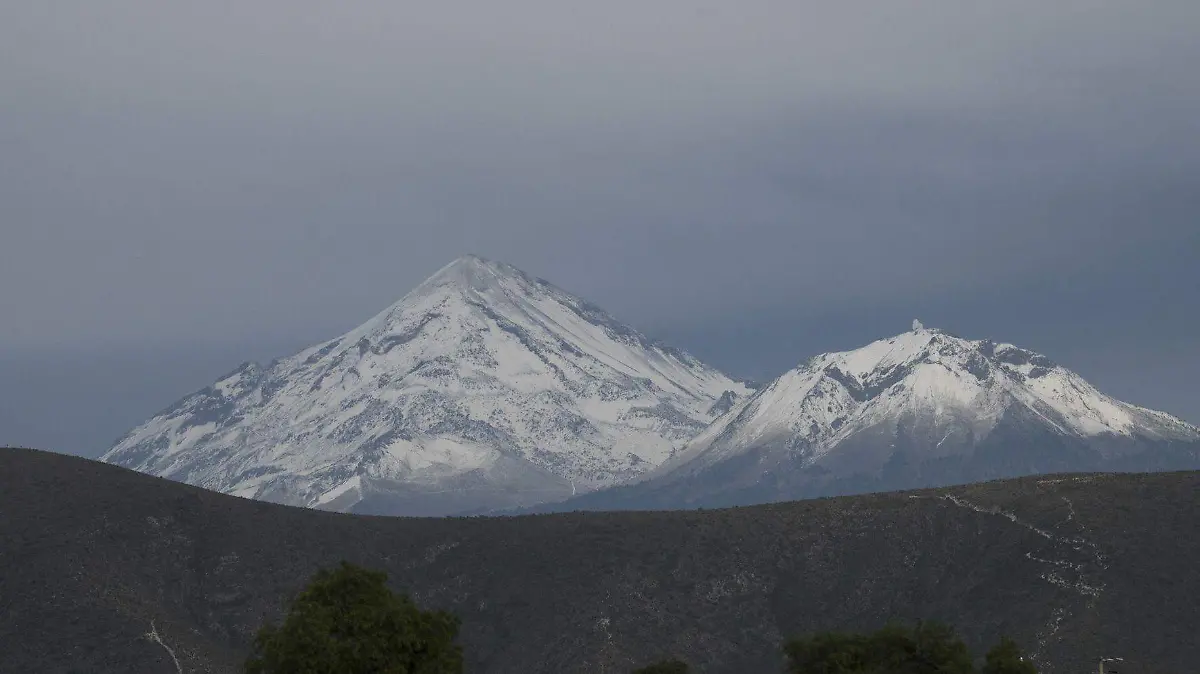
[630,330,1200,509]
[418,254,526,292]
[102,254,750,516]
[446,253,501,271]
[910,319,948,335]
[822,329,947,378]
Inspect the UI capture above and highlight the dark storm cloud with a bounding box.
[2,1,1198,454]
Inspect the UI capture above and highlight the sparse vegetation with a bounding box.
[6,448,1196,673]
[632,659,690,673]
[244,561,1037,674]
[783,622,1035,674]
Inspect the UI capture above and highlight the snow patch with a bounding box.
[316,475,362,505]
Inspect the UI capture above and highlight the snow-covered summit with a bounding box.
[101,255,752,516]
[603,326,1200,509]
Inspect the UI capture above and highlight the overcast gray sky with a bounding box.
[2,1,1198,456]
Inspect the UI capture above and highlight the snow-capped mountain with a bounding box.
[548,325,1200,511]
[101,256,753,516]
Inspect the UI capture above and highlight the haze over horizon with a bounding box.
[3,1,1198,456]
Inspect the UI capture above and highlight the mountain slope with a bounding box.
[101,256,752,515]
[5,447,1199,674]
[555,326,1200,510]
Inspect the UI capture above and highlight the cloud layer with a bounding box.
[3,1,1198,452]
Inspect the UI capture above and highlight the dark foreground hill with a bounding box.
[1,448,1197,674]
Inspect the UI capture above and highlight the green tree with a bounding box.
[908,621,974,674]
[632,659,689,673]
[244,561,463,674]
[784,631,874,674]
[981,637,1037,674]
